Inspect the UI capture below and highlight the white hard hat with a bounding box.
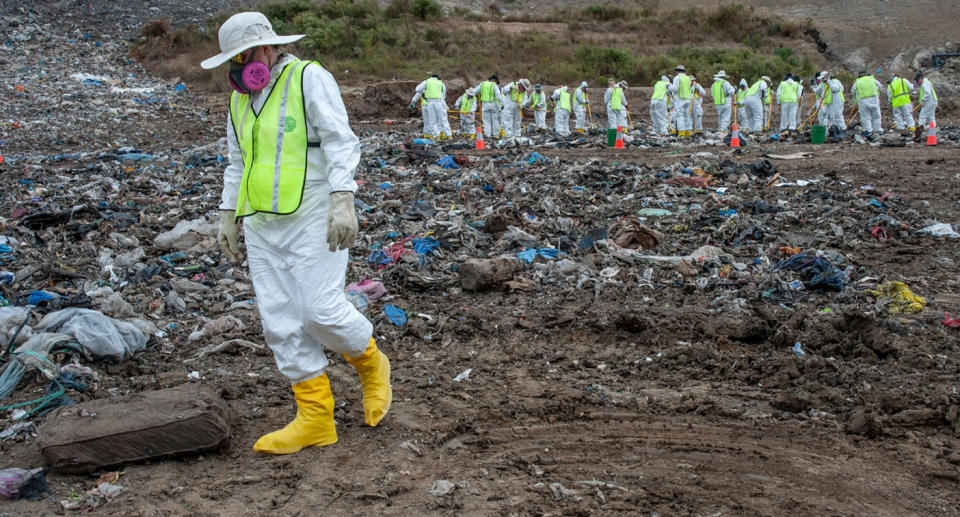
[675,64,686,72]
[580,81,588,88]
[714,70,727,78]
[201,12,304,69]
[519,78,531,90]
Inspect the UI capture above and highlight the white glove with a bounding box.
[327,191,358,253]
[217,210,241,263]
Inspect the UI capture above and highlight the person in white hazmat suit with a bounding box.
[851,70,884,134]
[649,75,670,135]
[916,71,938,131]
[669,65,694,137]
[552,86,573,136]
[711,71,735,134]
[823,73,846,129]
[530,84,548,130]
[811,72,828,126]
[886,74,915,131]
[500,78,531,137]
[776,73,800,131]
[574,81,590,132]
[742,76,769,133]
[410,74,448,139]
[690,77,705,134]
[473,75,505,138]
[453,88,478,137]
[202,12,391,455]
[604,79,629,129]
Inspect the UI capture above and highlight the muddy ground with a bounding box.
[3,2,960,517]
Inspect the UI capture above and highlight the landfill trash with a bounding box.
[459,258,524,291]
[0,422,37,442]
[0,467,48,500]
[919,222,960,239]
[517,247,562,263]
[429,479,456,496]
[34,308,147,361]
[866,281,927,315]
[452,368,473,382]
[943,314,960,328]
[383,304,408,327]
[345,278,387,301]
[793,342,807,359]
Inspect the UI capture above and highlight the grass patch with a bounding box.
[134,1,827,89]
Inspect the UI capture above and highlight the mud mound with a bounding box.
[346,81,420,121]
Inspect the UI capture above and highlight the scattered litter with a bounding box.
[867,281,927,315]
[452,368,473,382]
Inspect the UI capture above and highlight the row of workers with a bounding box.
[410,67,939,139]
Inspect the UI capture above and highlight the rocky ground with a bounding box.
[2,2,960,516]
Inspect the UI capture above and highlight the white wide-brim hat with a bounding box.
[201,12,305,69]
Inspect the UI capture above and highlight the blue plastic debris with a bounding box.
[868,199,886,209]
[792,342,807,359]
[436,155,459,169]
[526,152,549,165]
[27,291,55,305]
[81,78,103,87]
[481,184,496,194]
[412,138,431,145]
[174,84,187,92]
[117,153,154,162]
[383,304,407,327]
[413,237,440,255]
[517,248,562,263]
[378,182,393,190]
[367,250,392,266]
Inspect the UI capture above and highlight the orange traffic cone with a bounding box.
[730,123,741,148]
[475,126,485,150]
[926,121,937,146]
[614,125,625,148]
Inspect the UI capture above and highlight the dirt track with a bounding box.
[3,2,960,516]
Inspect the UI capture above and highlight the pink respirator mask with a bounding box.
[229,60,270,94]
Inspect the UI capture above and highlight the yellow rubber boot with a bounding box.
[344,338,392,427]
[253,373,338,454]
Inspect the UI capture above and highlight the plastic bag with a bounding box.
[34,308,147,361]
[0,467,47,500]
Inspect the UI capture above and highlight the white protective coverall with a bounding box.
[454,90,478,136]
[712,78,735,133]
[574,82,590,131]
[691,82,705,132]
[918,78,938,129]
[530,89,547,129]
[500,81,529,137]
[223,54,370,384]
[824,78,846,129]
[411,78,448,138]
[669,73,693,133]
[887,77,915,130]
[472,80,506,138]
[742,80,768,133]
[776,78,800,130]
[604,85,629,130]
[552,86,572,136]
[851,75,884,133]
[649,76,670,135]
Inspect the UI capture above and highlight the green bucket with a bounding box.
[607,128,617,147]
[810,125,826,144]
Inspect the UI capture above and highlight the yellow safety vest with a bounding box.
[711,80,726,105]
[855,76,877,100]
[780,81,798,103]
[735,88,746,106]
[480,81,497,103]
[676,74,691,99]
[652,80,668,101]
[746,80,763,97]
[578,88,589,105]
[824,83,844,105]
[888,78,910,108]
[424,77,443,99]
[509,83,521,103]
[459,95,476,114]
[531,92,542,108]
[230,60,317,218]
[611,87,623,111]
[555,90,571,112]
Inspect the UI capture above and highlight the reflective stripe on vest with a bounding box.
[611,87,623,111]
[889,78,910,108]
[712,80,726,105]
[780,81,798,103]
[920,82,938,103]
[480,81,497,102]
[855,76,877,100]
[459,95,475,114]
[555,90,571,112]
[652,80,668,101]
[424,78,443,99]
[230,60,312,218]
[677,74,691,99]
